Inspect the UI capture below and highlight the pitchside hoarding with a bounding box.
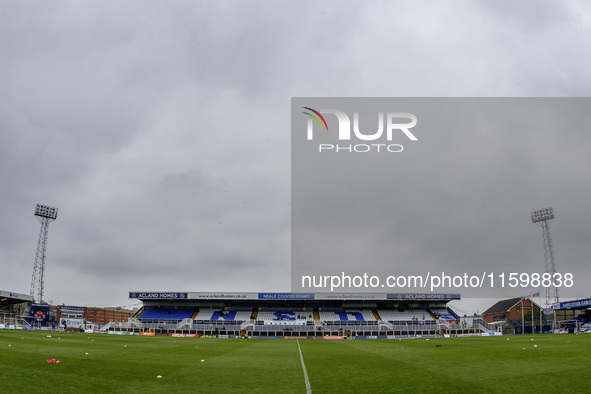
[129,292,189,299]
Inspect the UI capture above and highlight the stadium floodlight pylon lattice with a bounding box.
[30,204,58,303]
[531,207,559,309]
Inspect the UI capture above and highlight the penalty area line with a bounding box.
[296,339,312,394]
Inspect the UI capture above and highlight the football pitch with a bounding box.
[1,330,589,393]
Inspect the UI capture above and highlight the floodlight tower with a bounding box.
[30,204,58,303]
[531,207,559,308]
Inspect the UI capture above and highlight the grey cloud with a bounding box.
[1,1,590,307]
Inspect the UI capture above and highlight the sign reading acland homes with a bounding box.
[129,292,188,299]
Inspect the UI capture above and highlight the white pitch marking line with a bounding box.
[297,339,312,394]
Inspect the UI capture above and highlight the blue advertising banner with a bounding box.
[258,293,315,300]
[387,293,461,300]
[553,298,591,310]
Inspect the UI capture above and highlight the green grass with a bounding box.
[1,330,589,393]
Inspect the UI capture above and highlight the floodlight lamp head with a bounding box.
[34,204,58,220]
[531,207,554,223]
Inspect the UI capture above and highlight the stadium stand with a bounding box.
[318,310,343,322]
[211,310,252,321]
[194,309,253,322]
[117,292,486,338]
[575,312,591,325]
[357,309,377,321]
[257,310,313,322]
[0,290,33,327]
[193,308,215,320]
[430,307,457,321]
[138,308,194,321]
[318,309,373,322]
[377,309,433,322]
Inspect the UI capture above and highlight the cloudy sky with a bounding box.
[1,1,590,309]
[291,97,591,303]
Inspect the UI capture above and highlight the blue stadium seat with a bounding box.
[211,311,238,321]
[139,308,194,321]
[273,312,296,321]
[337,312,365,321]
